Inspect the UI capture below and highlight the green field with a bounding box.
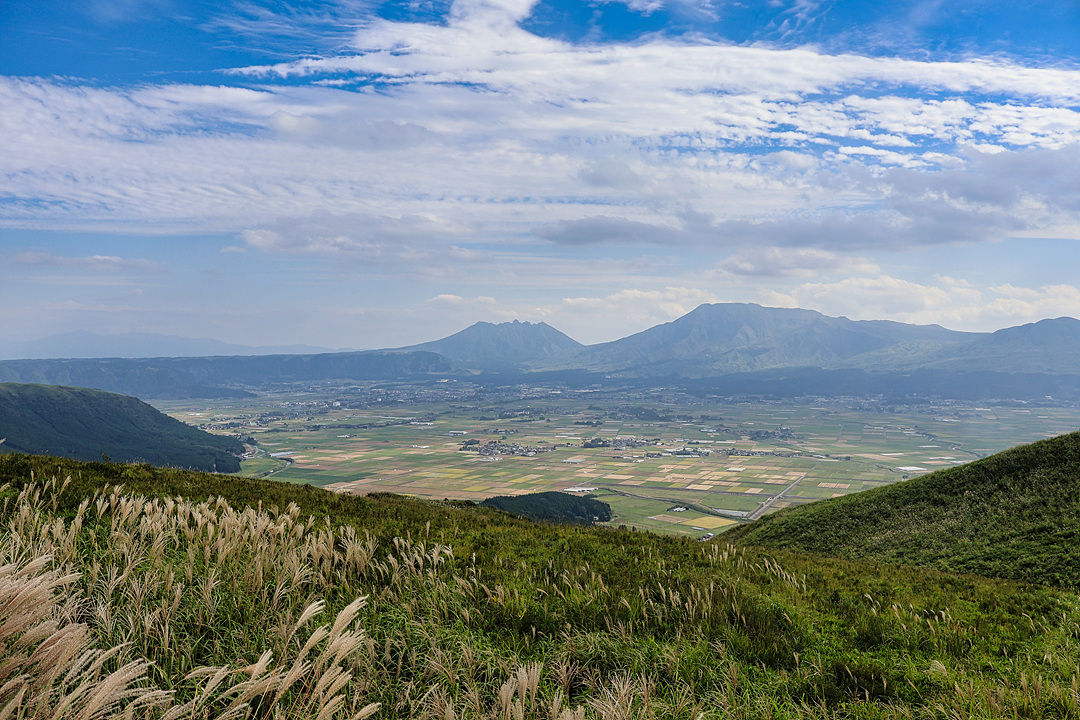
[153,384,1080,536]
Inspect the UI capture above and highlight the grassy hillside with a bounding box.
[2,452,1080,718]
[724,430,1080,588]
[0,382,243,471]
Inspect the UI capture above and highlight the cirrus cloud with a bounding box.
[14,251,160,273]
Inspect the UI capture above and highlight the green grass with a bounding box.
[2,452,1080,717]
[237,454,286,476]
[724,430,1080,589]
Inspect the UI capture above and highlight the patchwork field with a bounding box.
[154,384,1080,537]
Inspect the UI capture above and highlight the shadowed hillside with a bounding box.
[0,383,243,471]
[724,430,1080,587]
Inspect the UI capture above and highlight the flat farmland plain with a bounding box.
[154,384,1080,537]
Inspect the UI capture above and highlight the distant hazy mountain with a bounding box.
[399,320,583,370]
[903,317,1080,374]
[538,303,971,376]
[0,351,452,399]
[0,383,243,472]
[6,306,1080,401]
[0,331,347,360]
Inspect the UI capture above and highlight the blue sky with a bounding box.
[4,0,1080,349]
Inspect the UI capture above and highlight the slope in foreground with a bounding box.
[724,430,1080,587]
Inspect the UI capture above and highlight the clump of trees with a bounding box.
[480,491,612,524]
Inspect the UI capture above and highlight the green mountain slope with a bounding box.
[0,383,242,471]
[724,430,1080,587]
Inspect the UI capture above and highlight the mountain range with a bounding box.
[3,304,1080,399]
[0,351,450,399]
[529,303,977,376]
[0,331,347,360]
[481,304,1080,378]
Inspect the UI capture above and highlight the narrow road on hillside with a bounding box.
[747,475,805,521]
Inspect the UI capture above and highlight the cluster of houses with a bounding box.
[460,439,558,457]
[581,436,656,449]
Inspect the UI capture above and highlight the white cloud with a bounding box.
[760,275,1080,331]
[561,286,720,324]
[716,247,879,277]
[5,9,1080,254]
[5,0,1080,352]
[428,293,497,305]
[981,283,1080,322]
[237,213,481,277]
[774,275,973,317]
[203,0,378,52]
[268,112,440,150]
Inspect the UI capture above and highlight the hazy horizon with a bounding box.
[4,0,1080,348]
[6,303,1078,361]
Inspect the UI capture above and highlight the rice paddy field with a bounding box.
[153,383,1080,537]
